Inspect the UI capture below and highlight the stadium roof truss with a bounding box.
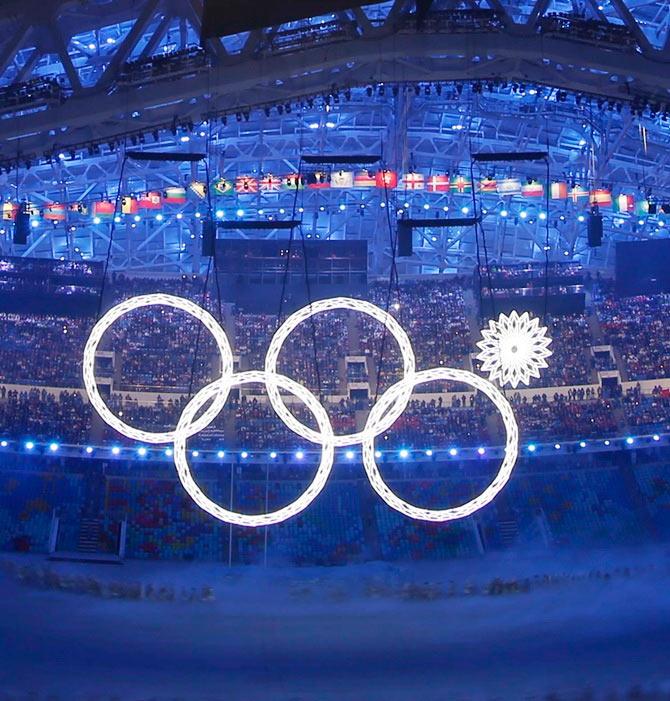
[0,0,669,274]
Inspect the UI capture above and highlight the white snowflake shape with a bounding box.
[476,310,552,389]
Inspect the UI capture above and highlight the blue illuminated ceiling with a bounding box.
[0,0,669,274]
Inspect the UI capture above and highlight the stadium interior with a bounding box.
[1,1,670,699]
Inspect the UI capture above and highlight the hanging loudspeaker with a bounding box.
[202,219,216,257]
[397,220,413,257]
[587,211,603,248]
[14,207,30,245]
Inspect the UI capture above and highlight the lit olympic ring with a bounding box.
[362,368,518,522]
[83,294,234,444]
[264,297,415,447]
[82,295,520,525]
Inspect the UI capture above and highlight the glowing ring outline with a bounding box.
[82,294,234,444]
[173,370,335,527]
[264,297,416,447]
[361,367,519,522]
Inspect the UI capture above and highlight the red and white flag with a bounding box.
[427,175,450,192]
[402,172,425,190]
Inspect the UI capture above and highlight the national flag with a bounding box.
[137,191,162,209]
[479,178,497,192]
[613,194,635,213]
[402,172,424,190]
[259,174,283,193]
[189,181,208,199]
[68,202,89,215]
[330,170,354,189]
[212,178,233,196]
[497,178,522,196]
[635,199,650,216]
[569,185,589,203]
[521,180,544,197]
[426,175,450,193]
[376,169,398,189]
[163,186,187,204]
[2,203,17,221]
[307,172,330,189]
[550,182,568,200]
[43,203,66,222]
[121,196,138,215]
[93,200,115,220]
[283,174,305,190]
[450,175,472,193]
[590,189,612,207]
[235,176,258,194]
[354,170,376,188]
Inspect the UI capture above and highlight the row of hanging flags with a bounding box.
[1,172,652,223]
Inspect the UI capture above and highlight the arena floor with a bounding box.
[2,546,670,700]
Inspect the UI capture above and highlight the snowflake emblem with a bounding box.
[476,311,552,389]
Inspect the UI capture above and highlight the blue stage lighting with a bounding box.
[241,451,248,459]
[137,446,147,456]
[626,437,634,445]
[270,451,277,459]
[295,450,304,460]
[111,446,121,455]
[425,449,433,457]
[527,444,536,452]
[579,441,587,448]
[653,434,661,441]
[0,440,7,448]
[477,447,486,456]
[345,450,355,459]
[25,441,35,451]
[217,450,225,458]
[399,449,409,459]
[374,450,382,459]
[449,447,458,457]
[164,447,173,457]
[191,450,200,458]
[85,446,93,454]
[49,442,59,452]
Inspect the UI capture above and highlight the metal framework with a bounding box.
[0,0,669,274]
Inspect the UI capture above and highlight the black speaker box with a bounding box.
[587,212,603,247]
[13,209,30,245]
[397,220,413,257]
[202,219,216,257]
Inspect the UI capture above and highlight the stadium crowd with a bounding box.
[0,274,668,447]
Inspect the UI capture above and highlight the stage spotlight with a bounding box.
[25,441,34,451]
[49,442,59,452]
[399,449,409,459]
[449,448,458,457]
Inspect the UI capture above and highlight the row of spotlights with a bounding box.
[5,435,663,457]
